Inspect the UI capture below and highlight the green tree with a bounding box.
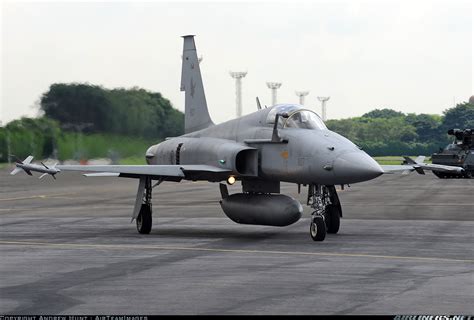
[441,102,474,131]
[405,113,445,143]
[41,83,110,132]
[362,108,405,119]
[1,117,61,160]
[40,83,184,139]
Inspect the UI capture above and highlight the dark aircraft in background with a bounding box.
[11,35,463,241]
[430,129,473,178]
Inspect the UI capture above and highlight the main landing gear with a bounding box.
[307,184,342,241]
[136,177,154,234]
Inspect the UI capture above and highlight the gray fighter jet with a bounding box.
[10,35,456,241]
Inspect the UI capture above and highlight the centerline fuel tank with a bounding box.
[219,193,303,227]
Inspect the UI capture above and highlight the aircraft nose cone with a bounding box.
[334,151,384,183]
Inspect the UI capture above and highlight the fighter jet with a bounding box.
[10,35,454,241]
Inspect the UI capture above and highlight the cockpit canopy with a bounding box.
[266,104,327,130]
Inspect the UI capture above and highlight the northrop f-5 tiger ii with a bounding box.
[11,35,464,241]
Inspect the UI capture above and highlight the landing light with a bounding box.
[227,176,236,185]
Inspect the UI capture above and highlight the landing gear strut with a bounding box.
[307,184,342,241]
[324,185,342,234]
[137,177,153,234]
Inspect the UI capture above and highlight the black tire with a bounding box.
[136,204,152,234]
[325,185,342,234]
[310,215,326,241]
[324,204,340,234]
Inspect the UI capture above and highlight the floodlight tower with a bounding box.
[317,96,330,121]
[229,71,247,117]
[267,82,282,106]
[295,91,309,105]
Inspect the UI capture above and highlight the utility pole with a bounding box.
[229,71,247,117]
[295,91,309,105]
[317,96,330,121]
[267,82,282,106]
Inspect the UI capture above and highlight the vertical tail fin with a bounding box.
[181,35,214,133]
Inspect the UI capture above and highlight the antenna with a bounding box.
[256,97,262,110]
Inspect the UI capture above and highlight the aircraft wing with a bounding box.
[11,156,232,181]
[58,164,231,180]
[57,164,185,178]
[11,157,234,222]
[381,160,464,175]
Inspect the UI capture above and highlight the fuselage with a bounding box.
[146,104,383,185]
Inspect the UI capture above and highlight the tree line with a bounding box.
[325,102,474,156]
[0,83,184,162]
[40,83,184,139]
[1,83,473,161]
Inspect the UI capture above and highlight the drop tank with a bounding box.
[220,193,303,227]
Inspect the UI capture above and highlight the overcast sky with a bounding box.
[1,0,473,125]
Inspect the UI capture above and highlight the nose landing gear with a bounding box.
[307,184,342,241]
[310,215,326,241]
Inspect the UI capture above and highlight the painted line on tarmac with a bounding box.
[351,204,474,207]
[0,193,76,202]
[0,240,472,263]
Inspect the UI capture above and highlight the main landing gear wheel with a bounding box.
[324,204,340,234]
[137,204,152,234]
[307,184,342,241]
[324,185,342,234]
[310,215,326,241]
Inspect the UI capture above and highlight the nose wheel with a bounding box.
[310,214,326,241]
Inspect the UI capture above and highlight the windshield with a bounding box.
[284,110,327,130]
[266,104,327,130]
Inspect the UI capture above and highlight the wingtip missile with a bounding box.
[11,156,60,178]
[10,167,22,176]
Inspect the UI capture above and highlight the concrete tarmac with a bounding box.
[1,168,473,314]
